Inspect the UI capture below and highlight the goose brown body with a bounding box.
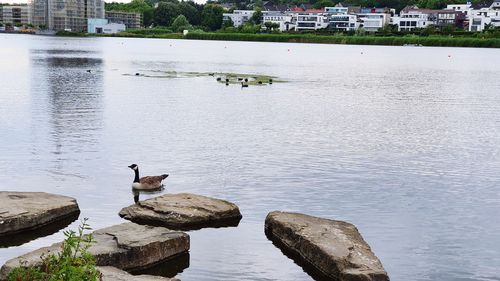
[128,164,168,190]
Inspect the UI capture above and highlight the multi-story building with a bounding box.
[2,5,30,25]
[394,9,436,31]
[262,11,294,31]
[468,0,500,31]
[357,13,390,31]
[328,14,359,31]
[395,8,465,31]
[436,10,465,28]
[294,11,329,31]
[105,11,142,29]
[29,0,104,31]
[222,10,255,27]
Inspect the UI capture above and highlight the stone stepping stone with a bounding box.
[119,193,242,230]
[265,211,389,281]
[98,266,180,281]
[0,192,80,237]
[0,223,189,280]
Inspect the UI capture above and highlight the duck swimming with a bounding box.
[128,164,168,190]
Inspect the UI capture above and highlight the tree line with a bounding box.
[105,0,225,31]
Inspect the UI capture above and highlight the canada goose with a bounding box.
[128,164,168,190]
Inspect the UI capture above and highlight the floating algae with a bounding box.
[124,70,284,86]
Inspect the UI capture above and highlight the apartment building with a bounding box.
[29,0,104,31]
[222,10,255,27]
[329,14,359,31]
[105,11,142,29]
[262,11,294,31]
[294,11,329,31]
[1,5,30,25]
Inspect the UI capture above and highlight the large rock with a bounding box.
[98,266,180,281]
[0,191,80,237]
[119,193,242,230]
[0,223,189,280]
[265,211,389,281]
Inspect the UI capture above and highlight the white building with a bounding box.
[294,12,329,31]
[88,18,125,34]
[394,9,435,31]
[262,11,294,31]
[357,13,390,31]
[222,10,255,27]
[329,14,359,31]
[468,0,500,31]
[446,2,472,16]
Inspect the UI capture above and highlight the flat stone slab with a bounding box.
[119,193,242,230]
[0,191,80,237]
[0,223,189,280]
[98,266,180,281]
[265,211,389,281]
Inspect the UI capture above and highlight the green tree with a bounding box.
[250,8,262,25]
[154,2,180,26]
[178,1,201,25]
[201,4,224,31]
[105,0,154,27]
[313,0,334,9]
[222,17,234,28]
[171,14,192,31]
[264,21,280,31]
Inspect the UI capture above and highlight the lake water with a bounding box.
[1,33,500,281]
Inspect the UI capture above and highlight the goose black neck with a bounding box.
[133,168,140,183]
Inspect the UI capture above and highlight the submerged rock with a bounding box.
[0,223,189,280]
[119,193,242,230]
[98,266,180,281]
[0,191,80,237]
[265,211,389,281]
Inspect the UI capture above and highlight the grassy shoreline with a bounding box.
[57,31,500,48]
[184,32,500,48]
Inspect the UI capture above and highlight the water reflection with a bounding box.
[132,252,190,278]
[29,49,104,180]
[0,212,80,248]
[132,188,164,204]
[264,228,332,281]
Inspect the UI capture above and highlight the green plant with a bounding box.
[8,218,100,281]
[171,14,192,32]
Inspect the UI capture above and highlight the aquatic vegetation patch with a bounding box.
[124,70,284,86]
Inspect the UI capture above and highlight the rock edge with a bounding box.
[265,211,389,281]
[119,193,242,230]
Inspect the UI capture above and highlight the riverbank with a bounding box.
[184,32,500,48]
[86,31,500,48]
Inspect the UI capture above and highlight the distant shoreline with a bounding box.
[96,32,500,48]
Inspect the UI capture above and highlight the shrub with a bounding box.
[171,15,192,32]
[8,218,100,281]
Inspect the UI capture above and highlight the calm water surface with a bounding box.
[1,33,500,281]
